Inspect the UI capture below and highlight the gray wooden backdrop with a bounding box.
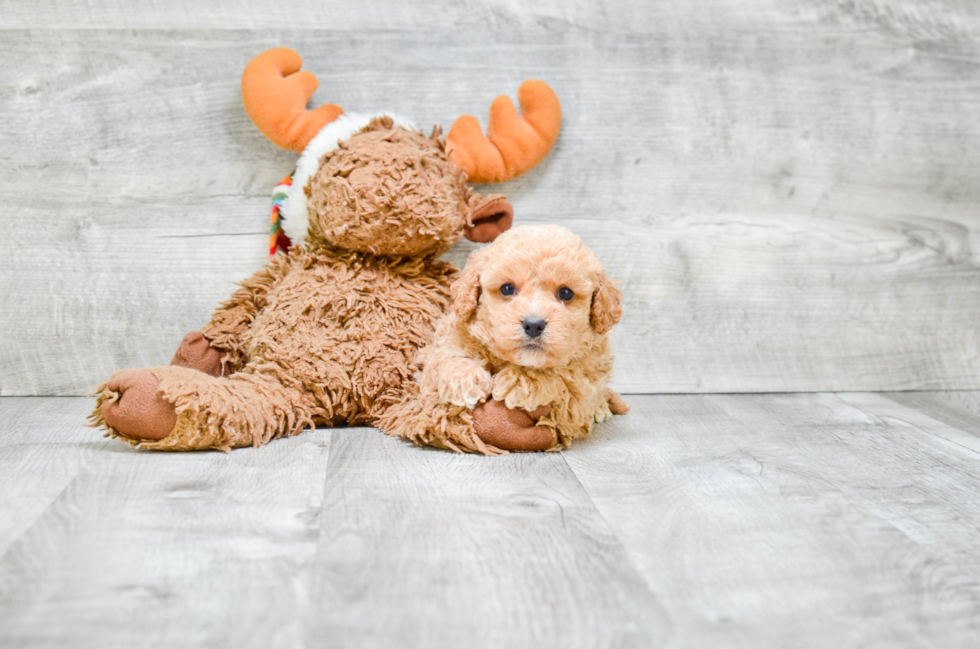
[2,0,979,396]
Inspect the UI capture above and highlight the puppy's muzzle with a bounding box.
[522,317,547,339]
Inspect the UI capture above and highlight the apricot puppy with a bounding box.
[381,225,628,453]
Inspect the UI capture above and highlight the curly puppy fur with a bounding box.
[380,225,628,453]
[90,119,502,451]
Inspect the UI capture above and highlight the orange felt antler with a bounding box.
[241,48,344,154]
[446,80,561,184]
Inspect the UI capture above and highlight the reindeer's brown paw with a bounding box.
[102,370,177,441]
[472,399,556,452]
[171,332,225,377]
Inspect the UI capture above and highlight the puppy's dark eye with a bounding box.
[557,287,575,301]
[499,283,516,297]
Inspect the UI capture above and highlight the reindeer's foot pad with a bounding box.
[171,331,226,377]
[472,399,557,452]
[93,369,178,442]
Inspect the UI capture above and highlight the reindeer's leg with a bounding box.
[172,254,294,378]
[90,365,322,451]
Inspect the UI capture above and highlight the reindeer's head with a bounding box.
[242,48,561,257]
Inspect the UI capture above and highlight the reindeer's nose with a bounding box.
[522,317,547,339]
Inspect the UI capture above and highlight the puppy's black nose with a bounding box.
[522,317,547,339]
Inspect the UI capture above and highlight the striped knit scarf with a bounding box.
[269,173,293,256]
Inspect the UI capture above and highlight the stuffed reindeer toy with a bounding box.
[89,47,561,452]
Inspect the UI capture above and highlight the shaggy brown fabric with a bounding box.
[201,252,293,375]
[89,120,546,452]
[92,244,458,450]
[91,364,316,452]
[308,120,470,257]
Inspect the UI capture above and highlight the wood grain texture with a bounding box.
[883,391,980,438]
[563,393,980,648]
[837,392,980,455]
[0,397,669,648]
[5,394,980,647]
[3,7,980,394]
[310,429,670,648]
[0,397,334,648]
[4,0,980,36]
[0,398,108,558]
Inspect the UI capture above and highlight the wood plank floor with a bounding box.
[2,393,979,648]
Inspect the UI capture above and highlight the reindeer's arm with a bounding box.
[192,255,292,375]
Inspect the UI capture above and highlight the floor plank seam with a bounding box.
[555,448,668,604]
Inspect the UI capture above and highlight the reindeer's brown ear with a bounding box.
[464,194,513,243]
[451,250,486,321]
[591,277,623,335]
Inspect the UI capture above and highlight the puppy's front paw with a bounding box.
[491,366,563,412]
[438,365,493,409]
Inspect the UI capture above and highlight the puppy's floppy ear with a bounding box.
[464,193,513,243]
[591,275,623,335]
[451,250,485,321]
